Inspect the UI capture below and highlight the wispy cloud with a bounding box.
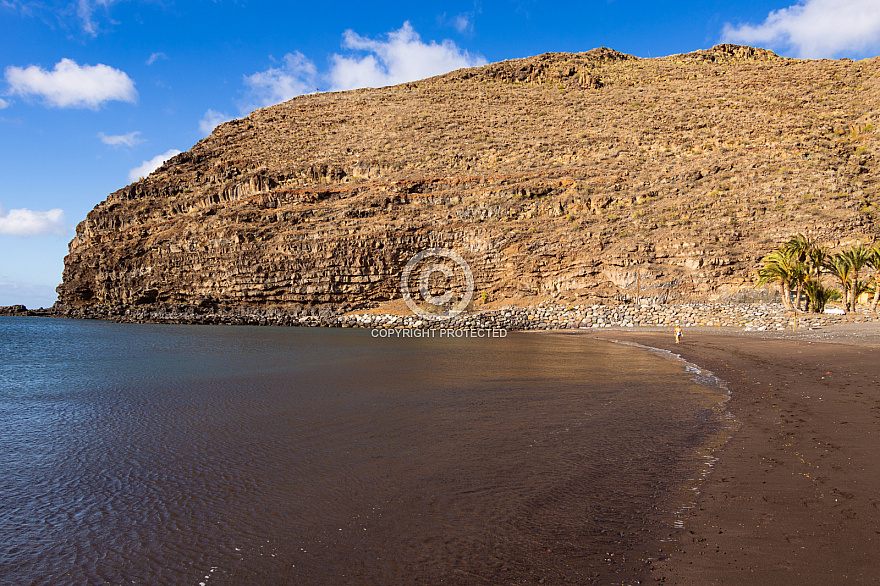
[1,0,38,19]
[146,52,167,66]
[0,204,67,237]
[0,98,9,109]
[128,148,181,182]
[4,0,121,37]
[98,131,143,147]
[199,109,233,136]
[241,22,486,112]
[0,280,60,309]
[5,58,137,109]
[78,0,119,37]
[453,13,475,34]
[722,0,880,58]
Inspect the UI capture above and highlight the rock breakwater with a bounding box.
[6,303,875,331]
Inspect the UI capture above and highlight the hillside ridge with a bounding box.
[58,44,880,311]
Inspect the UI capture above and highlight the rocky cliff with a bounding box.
[59,45,880,311]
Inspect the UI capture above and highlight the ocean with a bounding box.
[0,317,730,584]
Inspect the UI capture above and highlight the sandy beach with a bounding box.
[575,324,880,584]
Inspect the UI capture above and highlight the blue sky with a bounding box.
[2,0,880,307]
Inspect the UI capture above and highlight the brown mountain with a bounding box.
[58,44,880,311]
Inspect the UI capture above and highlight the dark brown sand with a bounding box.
[582,325,880,584]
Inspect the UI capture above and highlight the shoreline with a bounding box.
[4,308,879,581]
[572,325,880,584]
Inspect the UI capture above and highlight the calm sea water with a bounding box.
[0,317,728,585]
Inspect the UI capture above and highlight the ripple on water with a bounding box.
[0,319,734,584]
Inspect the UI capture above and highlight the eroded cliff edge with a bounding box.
[59,45,880,311]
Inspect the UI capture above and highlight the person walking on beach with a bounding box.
[674,324,682,344]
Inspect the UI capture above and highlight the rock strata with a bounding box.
[57,45,880,312]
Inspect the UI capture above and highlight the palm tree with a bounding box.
[807,244,827,282]
[869,243,880,313]
[853,279,872,310]
[841,244,871,310]
[790,261,810,311]
[825,253,853,311]
[803,279,830,313]
[757,249,797,311]
[782,234,814,310]
[783,234,815,264]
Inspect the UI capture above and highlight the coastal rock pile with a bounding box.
[17,302,875,331]
[0,305,32,316]
[58,45,880,312]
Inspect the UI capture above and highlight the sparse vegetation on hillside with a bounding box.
[59,45,880,310]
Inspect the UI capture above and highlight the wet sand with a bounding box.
[578,324,880,584]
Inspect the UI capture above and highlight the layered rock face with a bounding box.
[59,45,880,309]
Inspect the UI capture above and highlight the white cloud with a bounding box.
[243,52,317,110]
[0,204,66,237]
[199,109,233,135]
[146,52,167,66]
[329,21,486,91]
[5,58,137,109]
[128,149,182,182]
[98,131,142,147]
[0,98,8,109]
[240,22,486,111]
[722,0,880,58]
